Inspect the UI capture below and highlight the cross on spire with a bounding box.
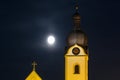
[32,61,37,71]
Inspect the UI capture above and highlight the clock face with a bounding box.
[72,47,80,55]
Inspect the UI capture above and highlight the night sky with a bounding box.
[1,0,120,80]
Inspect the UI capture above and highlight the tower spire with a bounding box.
[75,0,79,12]
[32,61,37,71]
[73,0,81,30]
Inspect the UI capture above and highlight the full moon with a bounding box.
[47,35,55,45]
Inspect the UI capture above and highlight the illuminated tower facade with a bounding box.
[25,61,42,80]
[65,2,89,80]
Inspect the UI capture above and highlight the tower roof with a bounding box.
[67,0,88,51]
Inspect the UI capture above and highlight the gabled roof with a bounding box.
[25,61,42,80]
[25,70,42,80]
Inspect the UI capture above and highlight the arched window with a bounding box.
[74,65,80,74]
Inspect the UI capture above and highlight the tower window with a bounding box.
[74,65,80,74]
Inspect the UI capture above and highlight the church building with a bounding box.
[25,1,89,80]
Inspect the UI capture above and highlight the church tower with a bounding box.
[25,61,42,80]
[65,1,89,80]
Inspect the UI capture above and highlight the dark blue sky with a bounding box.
[1,0,120,80]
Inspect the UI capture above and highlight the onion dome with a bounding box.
[67,30,88,49]
[67,2,88,50]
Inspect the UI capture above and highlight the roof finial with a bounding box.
[32,61,37,71]
[75,0,79,12]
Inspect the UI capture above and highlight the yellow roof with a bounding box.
[25,61,42,80]
[25,70,42,80]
